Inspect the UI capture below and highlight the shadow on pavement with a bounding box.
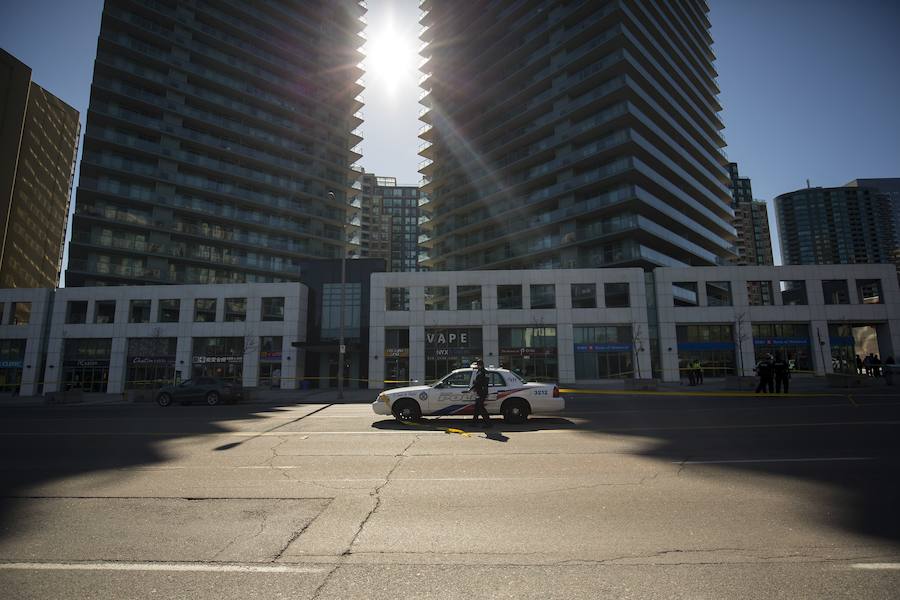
[370,416,575,432]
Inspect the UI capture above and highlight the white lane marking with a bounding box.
[675,457,877,465]
[851,563,900,570]
[0,561,325,574]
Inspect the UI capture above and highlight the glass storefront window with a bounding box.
[194,298,217,322]
[425,327,483,382]
[63,338,112,393]
[499,327,557,382]
[706,282,732,307]
[158,299,180,322]
[676,324,735,377]
[752,323,812,372]
[747,281,775,306]
[497,285,522,309]
[322,283,361,339]
[424,286,450,310]
[573,325,633,379]
[384,328,410,388]
[828,323,854,373]
[530,285,555,309]
[0,339,26,394]
[822,280,850,305]
[94,300,116,324]
[571,283,596,308]
[386,287,409,311]
[457,286,482,310]
[129,299,151,323]
[192,336,244,382]
[604,282,630,308]
[258,336,283,388]
[261,297,285,321]
[126,337,177,390]
[780,280,807,305]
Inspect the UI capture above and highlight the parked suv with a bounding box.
[156,377,242,407]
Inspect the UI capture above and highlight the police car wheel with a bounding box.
[156,392,172,407]
[392,399,421,421]
[502,399,529,424]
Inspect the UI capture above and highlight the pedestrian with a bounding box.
[693,358,703,385]
[755,354,773,393]
[773,353,790,393]
[885,356,895,386]
[873,354,882,378]
[856,354,863,376]
[686,360,696,386]
[468,359,492,428]
[864,354,873,377]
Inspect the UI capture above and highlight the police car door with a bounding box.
[486,371,507,410]
[434,369,473,415]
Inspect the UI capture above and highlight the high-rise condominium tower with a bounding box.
[0,49,80,288]
[359,172,421,272]
[417,0,735,271]
[727,162,772,266]
[67,0,364,287]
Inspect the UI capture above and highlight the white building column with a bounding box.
[810,320,832,375]
[557,322,575,384]
[658,321,680,382]
[483,324,498,367]
[107,337,127,394]
[368,325,385,389]
[410,325,425,385]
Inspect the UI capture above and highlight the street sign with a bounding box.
[339,344,346,354]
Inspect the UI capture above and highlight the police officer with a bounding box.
[468,359,492,428]
[773,353,791,393]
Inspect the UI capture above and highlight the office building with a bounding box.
[66,1,365,287]
[0,49,80,289]
[359,172,421,271]
[846,178,900,269]
[417,0,736,271]
[727,162,772,266]
[776,185,896,266]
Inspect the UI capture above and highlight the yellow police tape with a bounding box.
[559,388,847,399]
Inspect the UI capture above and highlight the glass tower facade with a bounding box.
[417,0,736,271]
[67,0,365,287]
[359,172,421,272]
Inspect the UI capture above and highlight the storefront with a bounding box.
[752,323,812,372]
[424,327,482,382]
[258,336,283,388]
[573,325,633,379]
[0,339,26,394]
[828,323,855,374]
[676,324,735,377]
[126,337,177,389]
[192,337,244,382]
[384,328,410,388]
[62,338,111,393]
[499,327,558,382]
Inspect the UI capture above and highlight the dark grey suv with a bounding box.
[156,377,242,407]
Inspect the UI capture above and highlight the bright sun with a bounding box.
[364,24,416,94]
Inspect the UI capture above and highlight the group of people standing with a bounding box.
[856,353,895,385]
[754,353,791,393]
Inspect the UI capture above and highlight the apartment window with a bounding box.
[386,287,409,311]
[497,285,522,309]
[571,284,597,308]
[604,283,630,308]
[424,286,450,311]
[194,298,217,322]
[706,282,732,307]
[457,285,482,310]
[158,299,180,322]
[856,279,883,304]
[94,300,116,324]
[223,298,246,322]
[129,299,151,323]
[530,284,555,309]
[673,282,699,307]
[66,301,88,324]
[747,281,775,306]
[822,280,850,305]
[11,302,30,326]
[780,280,807,305]
[322,283,361,339]
[261,297,284,321]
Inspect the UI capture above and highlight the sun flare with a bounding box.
[364,24,417,93]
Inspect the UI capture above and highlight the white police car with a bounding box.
[373,366,565,424]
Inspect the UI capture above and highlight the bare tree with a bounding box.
[734,311,749,378]
[632,324,646,379]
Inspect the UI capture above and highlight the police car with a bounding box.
[373,366,565,424]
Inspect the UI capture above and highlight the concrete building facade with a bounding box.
[0,49,80,289]
[727,162,773,266]
[417,0,736,271]
[66,1,365,287]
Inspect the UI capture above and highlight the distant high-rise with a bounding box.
[727,162,772,266]
[0,49,80,288]
[775,185,895,266]
[67,1,365,287]
[417,0,736,271]
[359,172,421,272]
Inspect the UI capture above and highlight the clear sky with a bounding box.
[1,0,898,277]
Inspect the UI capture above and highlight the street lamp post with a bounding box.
[330,191,346,400]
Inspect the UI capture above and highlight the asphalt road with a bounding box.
[1,389,899,599]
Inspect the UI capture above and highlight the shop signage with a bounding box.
[63,359,110,368]
[574,343,632,353]
[677,342,734,351]
[426,331,468,346]
[753,338,810,346]
[0,360,23,368]
[384,347,409,358]
[192,355,243,364]
[260,351,282,361]
[500,347,557,357]
[130,356,175,365]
